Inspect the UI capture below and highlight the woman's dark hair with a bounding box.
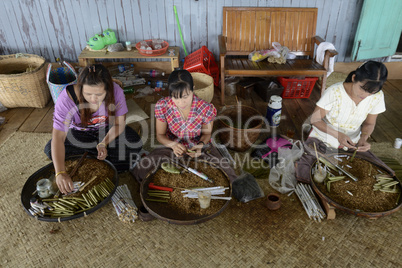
[77,64,115,126]
[167,69,194,98]
[345,61,388,93]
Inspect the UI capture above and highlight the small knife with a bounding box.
[172,161,214,184]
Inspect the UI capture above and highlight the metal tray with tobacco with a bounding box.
[310,153,402,219]
[140,159,232,225]
[21,155,118,222]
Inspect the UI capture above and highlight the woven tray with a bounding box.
[140,159,232,225]
[21,155,118,222]
[310,153,402,219]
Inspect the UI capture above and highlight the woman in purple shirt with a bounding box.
[44,64,142,194]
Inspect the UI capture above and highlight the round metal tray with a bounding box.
[310,153,402,219]
[21,155,118,222]
[140,160,232,225]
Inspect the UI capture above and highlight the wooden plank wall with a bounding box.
[0,0,363,63]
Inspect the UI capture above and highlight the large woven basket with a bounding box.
[216,105,263,152]
[0,54,50,108]
[191,72,214,103]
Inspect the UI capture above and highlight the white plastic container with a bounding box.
[125,41,132,51]
[394,138,402,149]
[266,95,282,127]
[198,191,212,209]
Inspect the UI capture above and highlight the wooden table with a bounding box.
[78,46,180,73]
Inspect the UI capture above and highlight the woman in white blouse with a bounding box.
[309,61,388,152]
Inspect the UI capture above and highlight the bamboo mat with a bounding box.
[0,131,401,267]
[326,72,348,88]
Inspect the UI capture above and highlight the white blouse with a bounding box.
[309,82,385,149]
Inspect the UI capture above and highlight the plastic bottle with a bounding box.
[139,69,165,78]
[266,95,282,127]
[117,63,135,73]
[148,80,168,89]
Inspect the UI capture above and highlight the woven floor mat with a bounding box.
[326,72,348,88]
[0,131,401,267]
[370,142,402,164]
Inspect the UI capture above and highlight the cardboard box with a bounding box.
[254,80,284,102]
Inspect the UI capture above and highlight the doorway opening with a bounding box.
[390,33,402,61]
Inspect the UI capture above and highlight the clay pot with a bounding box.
[266,193,281,210]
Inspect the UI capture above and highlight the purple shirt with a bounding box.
[53,82,128,132]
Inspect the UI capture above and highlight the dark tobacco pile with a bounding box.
[151,161,230,216]
[65,158,115,195]
[316,157,400,212]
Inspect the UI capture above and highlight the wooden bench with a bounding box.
[219,7,338,105]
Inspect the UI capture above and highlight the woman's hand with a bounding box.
[337,132,356,150]
[187,144,203,158]
[356,139,371,152]
[97,143,108,160]
[56,173,74,194]
[172,142,186,157]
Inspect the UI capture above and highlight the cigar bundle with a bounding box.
[112,184,138,223]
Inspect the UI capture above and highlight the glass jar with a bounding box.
[36,178,57,198]
[198,191,211,209]
[125,41,132,51]
[313,164,327,184]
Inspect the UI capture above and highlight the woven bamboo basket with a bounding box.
[191,72,214,103]
[216,105,263,152]
[0,54,50,108]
